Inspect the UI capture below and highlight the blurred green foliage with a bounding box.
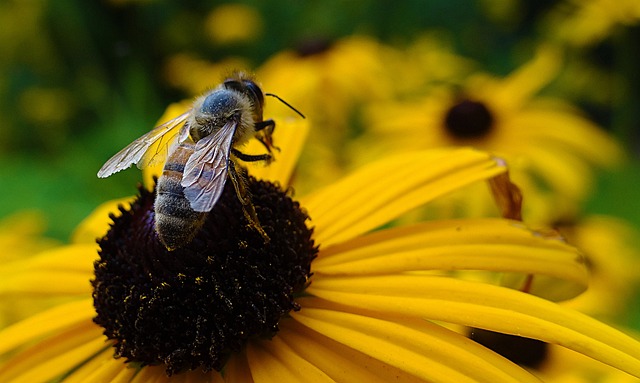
[0,0,638,241]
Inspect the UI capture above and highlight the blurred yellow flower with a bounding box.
[357,46,623,223]
[557,215,640,319]
[205,4,263,45]
[257,35,410,194]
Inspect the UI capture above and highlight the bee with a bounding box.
[98,73,304,250]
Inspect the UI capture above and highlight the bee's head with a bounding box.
[223,77,265,119]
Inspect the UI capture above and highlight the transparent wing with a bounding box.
[97,111,191,178]
[181,120,237,212]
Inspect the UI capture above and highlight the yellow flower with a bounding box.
[204,4,263,46]
[256,35,397,195]
[544,0,640,47]
[256,34,474,195]
[358,46,623,223]
[2,106,640,382]
[556,215,640,318]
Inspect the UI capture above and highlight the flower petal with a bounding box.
[307,275,640,378]
[1,270,91,296]
[514,105,624,167]
[63,349,130,383]
[245,116,310,186]
[0,320,107,383]
[224,350,255,383]
[61,348,121,383]
[302,148,506,246]
[71,197,134,244]
[0,244,96,296]
[292,299,541,383]
[313,218,587,300]
[0,299,95,355]
[488,45,560,112]
[278,318,440,382]
[246,336,334,383]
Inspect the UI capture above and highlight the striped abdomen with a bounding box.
[154,142,207,250]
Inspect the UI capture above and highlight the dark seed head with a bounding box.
[294,37,334,57]
[443,99,495,139]
[92,177,318,375]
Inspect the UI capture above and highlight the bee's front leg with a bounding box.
[254,119,280,153]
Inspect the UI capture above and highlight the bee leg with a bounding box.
[254,119,280,152]
[254,119,275,133]
[228,161,270,243]
[231,148,273,165]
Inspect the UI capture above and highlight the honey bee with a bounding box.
[98,73,304,250]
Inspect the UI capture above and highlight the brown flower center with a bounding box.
[444,99,494,139]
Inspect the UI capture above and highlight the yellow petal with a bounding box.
[279,318,439,382]
[224,350,255,383]
[0,244,96,296]
[313,218,587,300]
[245,116,310,186]
[0,299,95,355]
[292,300,540,383]
[307,275,640,378]
[71,197,134,244]
[62,348,118,383]
[0,243,97,273]
[0,324,107,383]
[515,144,592,201]
[1,270,90,296]
[489,45,561,112]
[302,148,506,246]
[513,107,623,167]
[111,365,139,383]
[246,336,334,383]
[64,351,130,383]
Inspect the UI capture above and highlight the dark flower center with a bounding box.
[92,177,317,376]
[443,99,494,139]
[468,328,549,369]
[294,37,334,57]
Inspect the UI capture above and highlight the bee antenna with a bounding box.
[265,93,306,119]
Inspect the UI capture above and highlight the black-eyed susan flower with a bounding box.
[255,34,474,197]
[463,216,640,380]
[357,46,623,223]
[2,110,640,382]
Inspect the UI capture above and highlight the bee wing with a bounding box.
[97,111,191,178]
[181,120,238,212]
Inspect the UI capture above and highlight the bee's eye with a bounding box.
[223,80,244,93]
[242,80,264,107]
